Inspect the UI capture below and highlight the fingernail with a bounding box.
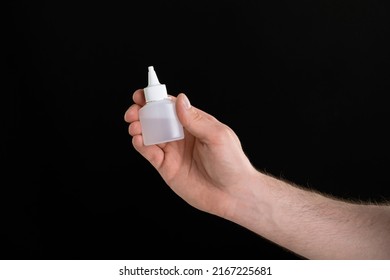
[182,94,191,110]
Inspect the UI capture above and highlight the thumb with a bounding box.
[176,93,218,142]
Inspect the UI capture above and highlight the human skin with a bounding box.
[124,89,390,259]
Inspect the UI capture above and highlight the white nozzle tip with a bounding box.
[144,65,167,102]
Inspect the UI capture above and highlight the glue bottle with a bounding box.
[139,66,184,146]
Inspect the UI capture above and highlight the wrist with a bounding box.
[224,169,271,232]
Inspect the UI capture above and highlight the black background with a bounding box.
[4,0,390,259]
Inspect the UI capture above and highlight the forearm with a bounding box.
[227,171,390,259]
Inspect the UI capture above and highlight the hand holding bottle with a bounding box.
[124,88,258,218]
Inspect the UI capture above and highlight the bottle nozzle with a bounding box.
[148,66,160,86]
[144,66,168,102]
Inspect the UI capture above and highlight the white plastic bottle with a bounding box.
[139,66,184,146]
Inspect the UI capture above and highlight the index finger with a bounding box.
[133,89,146,106]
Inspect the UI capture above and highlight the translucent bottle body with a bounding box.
[139,99,184,146]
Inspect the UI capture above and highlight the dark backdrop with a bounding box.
[4,0,390,259]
